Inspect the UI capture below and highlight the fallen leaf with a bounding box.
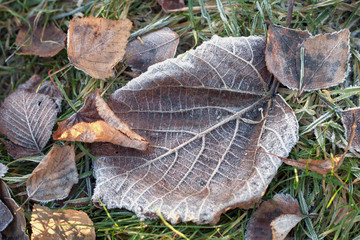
[342,107,360,151]
[26,145,78,202]
[266,24,350,91]
[0,199,13,232]
[31,204,95,240]
[157,0,185,12]
[245,194,305,240]
[0,76,60,158]
[15,16,66,57]
[281,156,342,175]
[0,163,7,178]
[67,16,132,79]
[0,179,28,240]
[91,35,299,224]
[53,90,148,150]
[125,27,179,72]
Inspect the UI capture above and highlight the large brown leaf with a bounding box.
[125,28,179,72]
[91,35,299,224]
[26,145,78,202]
[266,24,350,91]
[53,90,148,150]
[67,16,132,79]
[15,16,66,57]
[0,76,60,158]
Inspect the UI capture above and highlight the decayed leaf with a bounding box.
[0,76,60,158]
[0,163,8,178]
[245,194,305,240]
[281,156,342,174]
[157,0,185,12]
[342,107,360,152]
[0,199,13,232]
[91,35,299,224]
[15,16,66,57]
[26,145,78,202]
[53,90,148,150]
[67,16,132,79]
[266,24,350,91]
[31,204,95,240]
[125,28,179,72]
[0,180,28,240]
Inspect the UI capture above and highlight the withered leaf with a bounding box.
[0,163,8,178]
[53,90,148,150]
[0,76,60,159]
[26,145,78,202]
[0,199,13,232]
[281,156,342,175]
[15,16,66,57]
[125,28,179,72]
[0,180,29,240]
[67,16,132,79]
[342,107,360,152]
[91,35,299,224]
[245,194,305,240]
[266,24,350,91]
[157,0,185,12]
[31,204,95,240]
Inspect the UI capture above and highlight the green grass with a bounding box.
[1,0,360,239]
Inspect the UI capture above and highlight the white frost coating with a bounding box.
[0,163,8,178]
[92,35,299,225]
[271,214,304,240]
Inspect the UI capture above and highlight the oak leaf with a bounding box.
[91,35,299,224]
[245,194,305,240]
[0,76,60,158]
[0,179,29,240]
[266,24,350,91]
[26,145,78,202]
[157,0,185,12]
[53,90,148,150]
[125,28,179,72]
[30,204,95,240]
[67,16,132,79]
[15,16,66,57]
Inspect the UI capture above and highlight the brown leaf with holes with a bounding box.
[15,16,66,57]
[53,90,148,150]
[91,35,299,224]
[245,194,305,240]
[0,179,29,240]
[281,156,342,174]
[266,24,350,92]
[0,76,60,159]
[67,16,132,79]
[157,0,185,12]
[125,28,179,72]
[342,107,360,151]
[26,145,78,202]
[31,204,95,240]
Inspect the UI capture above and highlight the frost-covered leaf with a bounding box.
[245,194,305,240]
[0,76,60,159]
[281,156,342,175]
[53,90,148,150]
[266,24,350,91]
[67,16,132,79]
[342,107,360,151]
[31,204,95,240]
[0,199,13,232]
[91,35,299,224]
[26,145,78,202]
[125,27,179,72]
[0,163,8,178]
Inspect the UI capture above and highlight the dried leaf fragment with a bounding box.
[26,145,78,202]
[31,204,95,240]
[67,16,132,79]
[342,107,360,152]
[0,76,60,158]
[245,194,305,240]
[0,180,28,240]
[0,163,8,178]
[53,90,148,150]
[266,24,350,91]
[125,28,179,72]
[15,16,66,57]
[281,156,342,175]
[0,199,13,232]
[91,35,299,224]
[157,0,185,12]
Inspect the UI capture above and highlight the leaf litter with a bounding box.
[91,35,299,224]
